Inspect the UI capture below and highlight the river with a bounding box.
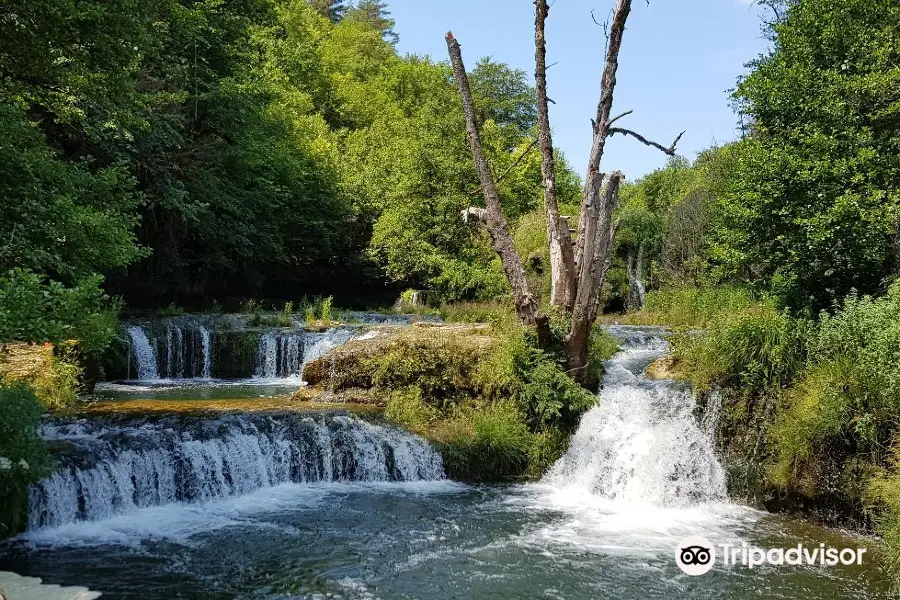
[0,325,890,598]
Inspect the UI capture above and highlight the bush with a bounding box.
[0,384,52,537]
[385,387,439,434]
[672,302,807,395]
[0,268,120,362]
[441,401,532,482]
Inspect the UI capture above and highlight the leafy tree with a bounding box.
[719,0,900,312]
[345,0,398,44]
[309,0,348,23]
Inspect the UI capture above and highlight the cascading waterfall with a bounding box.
[255,332,304,379]
[254,328,354,380]
[126,326,159,381]
[126,321,212,381]
[28,414,444,530]
[543,326,727,506]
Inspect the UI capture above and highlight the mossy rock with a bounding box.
[212,330,262,379]
[302,325,496,399]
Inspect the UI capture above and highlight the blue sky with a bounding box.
[387,0,771,179]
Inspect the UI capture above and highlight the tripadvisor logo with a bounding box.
[676,535,716,575]
[675,536,869,576]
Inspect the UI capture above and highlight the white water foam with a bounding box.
[524,326,757,557]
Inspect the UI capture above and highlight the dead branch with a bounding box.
[446,31,542,328]
[608,127,685,156]
[608,109,633,127]
[535,0,576,308]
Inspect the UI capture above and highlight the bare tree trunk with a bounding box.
[535,0,576,310]
[445,33,548,337]
[565,172,623,377]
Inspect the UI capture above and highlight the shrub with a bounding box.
[441,401,532,482]
[277,301,294,327]
[0,383,52,537]
[0,268,120,362]
[385,387,439,434]
[672,303,807,395]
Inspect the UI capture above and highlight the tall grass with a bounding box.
[627,285,757,328]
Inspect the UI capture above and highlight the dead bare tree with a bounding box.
[446,32,550,343]
[447,0,682,382]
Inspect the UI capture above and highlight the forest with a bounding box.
[2,0,900,596]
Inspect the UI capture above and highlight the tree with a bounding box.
[309,0,348,23]
[719,0,900,312]
[345,0,398,44]
[448,0,682,379]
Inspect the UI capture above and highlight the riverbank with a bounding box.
[627,285,900,587]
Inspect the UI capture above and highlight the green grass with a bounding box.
[625,285,758,328]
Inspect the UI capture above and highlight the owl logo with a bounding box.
[676,536,716,575]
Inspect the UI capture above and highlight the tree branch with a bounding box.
[466,138,538,195]
[608,109,633,127]
[608,127,685,156]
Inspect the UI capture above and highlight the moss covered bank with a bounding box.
[296,322,617,482]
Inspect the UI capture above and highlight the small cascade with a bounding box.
[125,321,213,381]
[543,326,727,506]
[200,327,211,379]
[28,414,444,530]
[254,328,355,380]
[126,326,159,381]
[300,329,353,382]
[255,332,304,379]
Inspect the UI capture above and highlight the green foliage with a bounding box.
[718,0,900,312]
[672,301,807,395]
[345,1,397,44]
[0,384,52,537]
[277,302,294,328]
[384,386,439,434]
[441,401,532,482]
[474,326,600,430]
[774,283,900,472]
[0,269,120,362]
[629,285,758,328]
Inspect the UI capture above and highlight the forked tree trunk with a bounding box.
[448,0,680,384]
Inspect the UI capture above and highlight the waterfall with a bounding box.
[125,321,213,381]
[254,329,354,380]
[126,326,159,381]
[543,326,726,506]
[199,325,211,379]
[28,414,444,530]
[255,331,299,379]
